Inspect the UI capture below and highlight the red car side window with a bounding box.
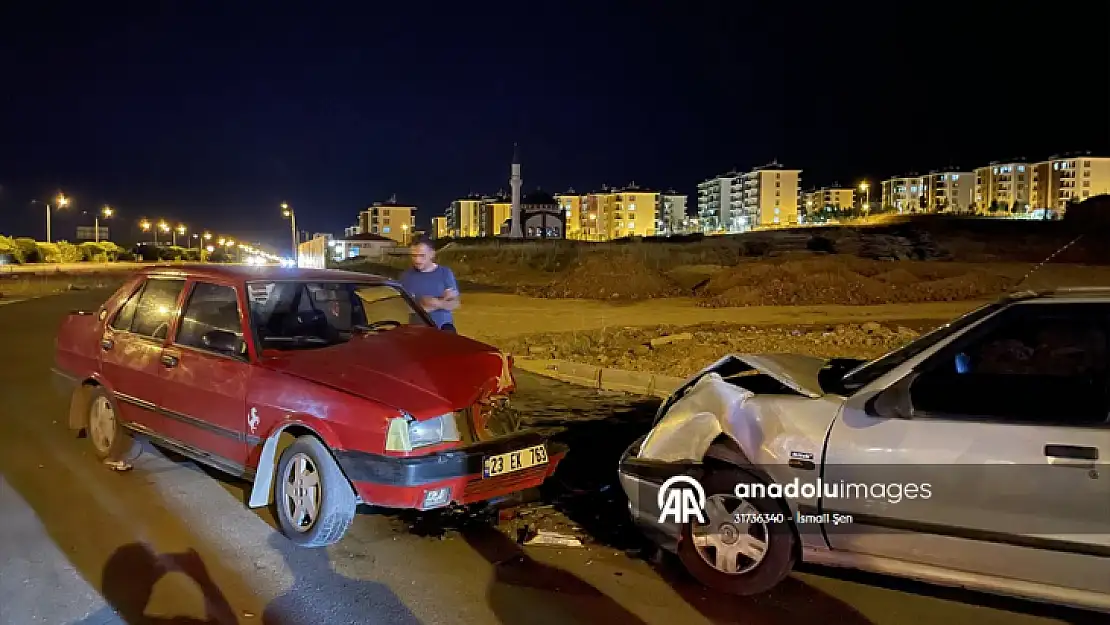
[110,280,146,331]
[131,279,186,339]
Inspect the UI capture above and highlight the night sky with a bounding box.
[2,2,1108,251]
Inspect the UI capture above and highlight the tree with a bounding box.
[35,242,61,262]
[55,241,82,263]
[0,235,22,262]
[15,238,39,262]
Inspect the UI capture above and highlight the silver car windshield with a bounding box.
[840,301,1004,391]
[247,281,431,350]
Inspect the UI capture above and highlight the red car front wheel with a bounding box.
[274,436,356,547]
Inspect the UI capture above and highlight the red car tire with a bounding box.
[274,436,356,547]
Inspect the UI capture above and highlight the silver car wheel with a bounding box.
[690,494,770,575]
[282,452,322,532]
[88,396,116,455]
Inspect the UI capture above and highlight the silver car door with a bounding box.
[824,301,1110,595]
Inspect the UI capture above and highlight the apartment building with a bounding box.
[555,191,589,240]
[446,196,484,238]
[802,187,855,217]
[697,172,742,233]
[483,197,513,236]
[739,163,801,228]
[432,216,448,239]
[359,198,416,244]
[657,192,688,235]
[881,175,927,212]
[973,162,1031,212]
[445,195,514,238]
[1031,155,1110,211]
[590,185,659,240]
[922,171,975,213]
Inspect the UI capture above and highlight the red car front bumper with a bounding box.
[335,431,567,510]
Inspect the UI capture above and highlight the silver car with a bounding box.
[619,288,1110,612]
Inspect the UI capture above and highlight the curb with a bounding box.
[515,357,685,398]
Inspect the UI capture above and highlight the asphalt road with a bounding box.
[0,290,1101,625]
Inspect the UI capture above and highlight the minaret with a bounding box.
[509,143,523,238]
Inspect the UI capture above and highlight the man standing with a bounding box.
[400,238,461,332]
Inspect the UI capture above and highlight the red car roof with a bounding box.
[140,263,393,285]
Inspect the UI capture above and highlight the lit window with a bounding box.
[1018,166,1025,172]
[383,226,391,233]
[994,168,1000,174]
[628,222,635,229]
[951,175,959,181]
[629,204,636,210]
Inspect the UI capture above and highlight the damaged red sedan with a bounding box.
[53,265,565,546]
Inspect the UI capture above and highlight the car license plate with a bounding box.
[484,444,548,478]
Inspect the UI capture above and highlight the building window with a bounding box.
[1017,166,1025,173]
[383,227,391,233]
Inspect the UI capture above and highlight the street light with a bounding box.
[174,224,186,247]
[33,193,70,243]
[96,206,113,243]
[140,219,157,244]
[281,202,298,264]
[402,224,410,246]
[859,182,870,213]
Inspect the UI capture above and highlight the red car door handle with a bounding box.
[160,353,179,368]
[101,338,114,351]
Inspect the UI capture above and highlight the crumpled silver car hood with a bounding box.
[726,353,827,398]
[636,353,836,463]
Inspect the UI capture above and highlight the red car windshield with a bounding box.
[247,281,431,350]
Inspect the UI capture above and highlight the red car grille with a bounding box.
[462,464,549,500]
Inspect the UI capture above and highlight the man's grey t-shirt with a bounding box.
[399,265,459,328]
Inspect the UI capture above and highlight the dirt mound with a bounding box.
[904,272,1019,301]
[518,254,683,300]
[698,256,1017,307]
[698,258,891,306]
[873,267,919,285]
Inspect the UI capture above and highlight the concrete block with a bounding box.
[516,358,601,389]
[599,367,657,396]
[651,375,686,397]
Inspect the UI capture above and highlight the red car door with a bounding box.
[156,279,252,470]
[99,277,187,433]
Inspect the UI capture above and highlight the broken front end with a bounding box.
[617,354,845,548]
[337,370,568,512]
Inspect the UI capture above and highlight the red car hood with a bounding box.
[259,327,513,418]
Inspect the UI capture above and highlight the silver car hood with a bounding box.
[729,353,827,398]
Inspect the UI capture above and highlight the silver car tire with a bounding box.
[676,467,797,596]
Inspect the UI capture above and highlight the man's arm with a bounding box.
[439,269,461,311]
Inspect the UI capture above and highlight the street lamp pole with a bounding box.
[96,206,113,243]
[281,203,298,264]
[38,194,69,243]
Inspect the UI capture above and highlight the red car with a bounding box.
[53,265,566,546]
